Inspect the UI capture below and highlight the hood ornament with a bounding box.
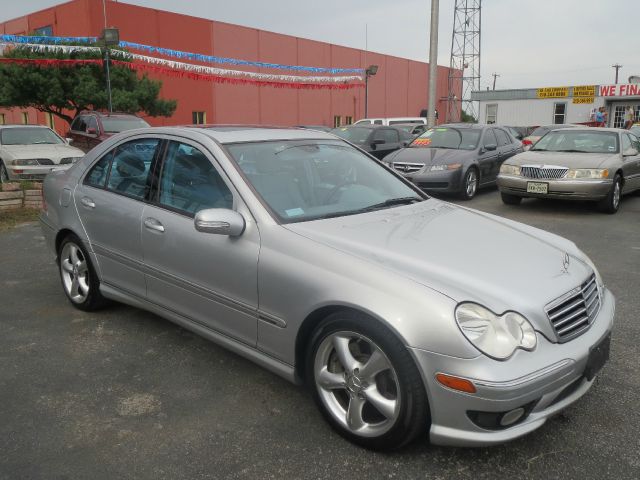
[561,252,570,274]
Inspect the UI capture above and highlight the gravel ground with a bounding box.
[1,190,639,480]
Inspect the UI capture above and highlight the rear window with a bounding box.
[331,127,371,144]
[101,117,150,133]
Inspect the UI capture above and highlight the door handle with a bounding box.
[144,217,165,233]
[80,196,95,208]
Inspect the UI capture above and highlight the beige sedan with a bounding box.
[498,127,640,213]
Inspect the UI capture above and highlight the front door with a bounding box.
[141,139,260,345]
[621,133,640,192]
[74,137,162,297]
[478,128,499,183]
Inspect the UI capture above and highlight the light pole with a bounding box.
[364,64,378,118]
[427,0,439,128]
[100,27,119,113]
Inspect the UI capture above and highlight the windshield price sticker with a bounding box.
[412,138,432,147]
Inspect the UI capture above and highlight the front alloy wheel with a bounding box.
[460,168,478,200]
[308,313,429,450]
[597,174,622,214]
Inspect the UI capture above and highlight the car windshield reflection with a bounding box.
[226,140,423,223]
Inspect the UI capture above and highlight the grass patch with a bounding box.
[0,208,40,231]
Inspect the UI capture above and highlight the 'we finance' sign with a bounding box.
[599,84,640,97]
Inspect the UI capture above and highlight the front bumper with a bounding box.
[392,166,464,193]
[411,287,615,447]
[4,164,70,181]
[498,174,612,200]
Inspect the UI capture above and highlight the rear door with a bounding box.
[68,115,89,152]
[621,133,640,192]
[74,136,162,298]
[478,128,499,183]
[84,115,102,152]
[141,139,260,345]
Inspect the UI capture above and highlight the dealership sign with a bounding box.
[599,84,640,97]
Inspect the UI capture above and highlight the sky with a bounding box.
[1,0,638,90]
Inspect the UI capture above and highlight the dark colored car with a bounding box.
[331,125,413,159]
[383,124,523,199]
[393,123,428,137]
[522,124,580,149]
[67,111,150,153]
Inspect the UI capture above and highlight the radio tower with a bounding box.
[447,0,481,122]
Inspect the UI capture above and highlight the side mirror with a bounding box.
[623,147,639,157]
[484,143,497,151]
[66,137,73,144]
[86,127,97,135]
[401,141,410,147]
[194,208,245,236]
[371,139,385,150]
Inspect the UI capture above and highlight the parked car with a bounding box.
[295,125,333,133]
[0,125,84,183]
[41,126,615,450]
[353,117,427,126]
[522,124,580,150]
[67,111,150,153]
[498,127,640,213]
[331,125,413,159]
[384,124,523,199]
[393,123,428,137]
[504,126,525,141]
[629,124,640,138]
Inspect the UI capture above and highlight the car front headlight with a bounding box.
[499,164,521,175]
[12,159,39,166]
[429,163,462,171]
[455,303,537,360]
[59,157,82,165]
[566,169,608,179]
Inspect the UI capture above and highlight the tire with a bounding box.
[0,160,10,184]
[501,192,522,205]
[459,167,479,200]
[597,174,622,214]
[306,311,429,450]
[57,234,109,311]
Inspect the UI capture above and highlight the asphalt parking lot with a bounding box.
[1,190,639,480]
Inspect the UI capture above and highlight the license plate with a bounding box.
[584,334,611,381]
[526,182,548,194]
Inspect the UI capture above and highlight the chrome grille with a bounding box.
[392,162,424,174]
[545,273,600,342]
[521,165,568,179]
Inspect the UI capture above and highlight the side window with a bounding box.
[71,116,87,132]
[494,128,510,147]
[373,120,383,125]
[106,138,160,200]
[629,133,640,150]
[483,129,498,148]
[621,134,632,153]
[158,142,233,216]
[374,129,399,143]
[85,116,98,133]
[84,151,114,188]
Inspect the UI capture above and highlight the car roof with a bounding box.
[333,124,397,130]
[438,123,489,129]
[77,111,143,118]
[0,124,53,130]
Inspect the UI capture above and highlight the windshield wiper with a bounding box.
[556,149,589,153]
[310,197,423,221]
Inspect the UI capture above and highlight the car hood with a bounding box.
[507,150,617,168]
[285,199,592,337]
[386,147,474,166]
[1,144,85,163]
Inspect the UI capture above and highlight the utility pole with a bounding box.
[491,72,499,90]
[612,64,622,84]
[427,0,439,128]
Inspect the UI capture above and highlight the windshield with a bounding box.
[0,127,65,145]
[532,131,619,153]
[410,127,481,150]
[530,125,574,137]
[331,127,371,143]
[101,117,150,133]
[227,140,423,223]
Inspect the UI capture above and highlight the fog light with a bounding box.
[500,407,525,426]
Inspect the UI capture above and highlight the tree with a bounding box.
[460,110,477,123]
[0,44,177,125]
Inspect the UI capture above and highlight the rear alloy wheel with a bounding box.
[460,168,479,200]
[597,174,622,214]
[307,312,429,450]
[0,161,9,184]
[501,192,522,205]
[58,234,109,311]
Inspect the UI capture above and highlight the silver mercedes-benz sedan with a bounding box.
[40,126,615,450]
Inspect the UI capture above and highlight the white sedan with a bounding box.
[0,125,84,184]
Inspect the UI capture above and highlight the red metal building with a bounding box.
[0,0,460,135]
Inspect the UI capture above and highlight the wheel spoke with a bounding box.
[317,367,345,390]
[70,277,80,297]
[78,277,90,296]
[61,259,74,273]
[346,395,366,431]
[364,386,397,420]
[332,335,360,372]
[70,245,80,265]
[77,260,88,275]
[359,348,390,381]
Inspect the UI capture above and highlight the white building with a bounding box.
[472,83,640,128]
